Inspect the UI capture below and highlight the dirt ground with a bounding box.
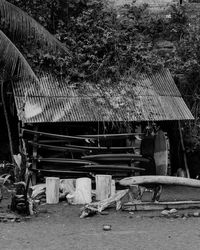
[1,199,200,250]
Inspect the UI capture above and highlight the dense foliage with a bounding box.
[9,0,165,82]
[6,0,200,147]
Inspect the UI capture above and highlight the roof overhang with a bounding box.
[13,69,194,123]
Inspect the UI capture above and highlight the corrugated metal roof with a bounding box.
[13,68,194,123]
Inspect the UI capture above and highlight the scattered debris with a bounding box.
[161,210,169,216]
[123,201,200,211]
[0,212,20,223]
[30,184,46,200]
[103,224,112,231]
[169,208,177,214]
[100,211,109,216]
[80,189,129,218]
[161,208,177,216]
[193,212,200,217]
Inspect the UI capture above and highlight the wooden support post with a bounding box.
[178,121,190,178]
[32,126,38,185]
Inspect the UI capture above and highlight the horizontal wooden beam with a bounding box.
[28,141,137,153]
[37,158,95,165]
[78,133,143,140]
[31,169,89,175]
[82,154,150,163]
[22,129,87,141]
[122,201,200,211]
[83,164,145,171]
[28,141,88,153]
[22,129,143,142]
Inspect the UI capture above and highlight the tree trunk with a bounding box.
[1,80,14,160]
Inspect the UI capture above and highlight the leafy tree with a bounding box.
[0,0,69,81]
[0,0,69,159]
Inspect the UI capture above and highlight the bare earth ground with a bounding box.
[1,199,200,250]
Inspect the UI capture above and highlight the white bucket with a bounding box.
[74,178,92,204]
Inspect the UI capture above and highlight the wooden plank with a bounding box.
[83,164,145,171]
[83,153,144,159]
[37,158,96,165]
[28,141,137,153]
[32,168,129,178]
[78,133,143,140]
[35,160,144,172]
[119,175,200,188]
[28,141,88,153]
[39,140,70,144]
[122,201,200,211]
[32,169,88,174]
[22,128,88,141]
[35,166,141,173]
[82,154,150,163]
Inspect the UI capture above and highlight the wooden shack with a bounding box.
[0,68,194,184]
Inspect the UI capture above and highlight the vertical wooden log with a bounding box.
[46,177,60,204]
[95,175,112,201]
[74,178,92,204]
[178,121,190,178]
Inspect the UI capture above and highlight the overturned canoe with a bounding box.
[119,176,200,188]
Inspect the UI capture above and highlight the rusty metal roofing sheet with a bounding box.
[13,68,194,123]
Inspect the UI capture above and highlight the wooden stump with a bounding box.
[46,177,60,204]
[74,178,92,204]
[95,175,112,201]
